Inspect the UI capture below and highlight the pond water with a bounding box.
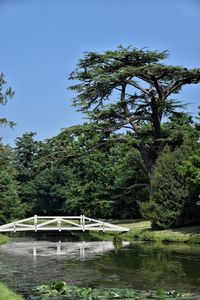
[0,235,200,296]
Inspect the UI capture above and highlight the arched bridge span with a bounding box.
[0,215,129,233]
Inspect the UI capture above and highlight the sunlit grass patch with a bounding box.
[119,220,200,243]
[120,220,151,230]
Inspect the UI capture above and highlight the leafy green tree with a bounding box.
[14,132,40,181]
[31,124,147,218]
[0,144,23,224]
[0,74,22,223]
[14,132,42,214]
[140,146,190,229]
[69,46,200,176]
[162,112,200,149]
[181,148,200,224]
[0,73,15,127]
[110,141,149,219]
[31,166,69,215]
[40,125,117,218]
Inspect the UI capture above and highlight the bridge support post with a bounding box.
[82,215,85,232]
[80,215,82,226]
[34,215,37,232]
[13,222,16,233]
[57,218,61,232]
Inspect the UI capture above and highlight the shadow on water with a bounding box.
[0,233,200,296]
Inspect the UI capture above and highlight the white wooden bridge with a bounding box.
[0,215,129,233]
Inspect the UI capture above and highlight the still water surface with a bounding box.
[0,236,200,295]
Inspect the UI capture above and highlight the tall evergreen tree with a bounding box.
[0,144,23,224]
[69,47,200,177]
[181,147,200,225]
[14,132,41,214]
[140,146,189,229]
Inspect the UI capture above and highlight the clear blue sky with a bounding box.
[0,0,200,145]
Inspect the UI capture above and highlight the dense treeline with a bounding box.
[1,115,200,228]
[1,47,200,229]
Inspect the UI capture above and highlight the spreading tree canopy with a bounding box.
[69,46,200,174]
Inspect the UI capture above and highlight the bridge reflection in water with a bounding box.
[1,240,130,259]
[33,241,88,258]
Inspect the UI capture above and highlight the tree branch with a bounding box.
[166,75,200,97]
[120,183,149,190]
[152,77,163,99]
[128,154,149,176]
[58,137,130,164]
[125,79,151,96]
[104,115,152,132]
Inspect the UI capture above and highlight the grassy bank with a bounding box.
[0,233,9,245]
[122,221,200,243]
[0,236,23,299]
[89,220,200,243]
[0,283,23,300]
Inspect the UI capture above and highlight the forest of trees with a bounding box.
[1,47,200,229]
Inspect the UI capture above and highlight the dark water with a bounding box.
[0,236,200,295]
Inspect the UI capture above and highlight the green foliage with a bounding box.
[0,144,23,224]
[0,234,9,245]
[162,112,200,149]
[14,132,42,214]
[141,146,190,229]
[32,166,69,215]
[181,148,200,224]
[0,73,15,128]
[24,124,147,219]
[59,130,118,217]
[34,282,196,299]
[111,141,149,219]
[0,282,23,300]
[0,48,198,229]
[182,148,200,202]
[14,133,39,178]
[11,117,199,223]
[69,46,200,173]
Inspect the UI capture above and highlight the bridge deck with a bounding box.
[0,215,129,233]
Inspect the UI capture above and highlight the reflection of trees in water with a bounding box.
[139,251,186,285]
[87,242,200,291]
[1,241,200,293]
[136,242,200,287]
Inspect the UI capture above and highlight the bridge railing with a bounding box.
[0,215,129,233]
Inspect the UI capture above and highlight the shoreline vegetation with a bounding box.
[89,220,200,244]
[0,283,23,300]
[0,233,9,245]
[32,282,200,299]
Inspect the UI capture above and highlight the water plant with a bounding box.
[31,282,200,299]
